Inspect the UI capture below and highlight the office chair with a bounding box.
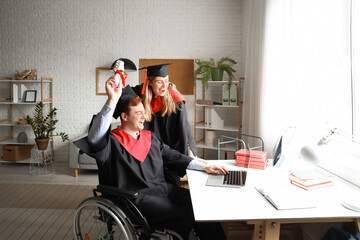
[74,184,183,240]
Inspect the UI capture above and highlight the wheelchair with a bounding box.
[74,184,184,240]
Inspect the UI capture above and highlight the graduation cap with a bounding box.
[138,63,173,94]
[110,58,137,72]
[113,85,139,119]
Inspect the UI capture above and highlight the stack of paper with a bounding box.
[289,169,334,191]
[235,149,268,170]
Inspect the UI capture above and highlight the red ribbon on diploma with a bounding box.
[115,70,128,87]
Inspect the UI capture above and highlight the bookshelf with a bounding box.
[194,77,244,159]
[0,77,53,162]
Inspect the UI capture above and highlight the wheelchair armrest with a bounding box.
[96,184,139,199]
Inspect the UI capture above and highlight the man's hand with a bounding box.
[105,75,122,107]
[203,164,229,175]
[194,156,208,165]
[113,60,124,72]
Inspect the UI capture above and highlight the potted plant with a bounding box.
[193,57,237,87]
[26,102,68,150]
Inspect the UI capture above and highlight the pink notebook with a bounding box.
[235,149,267,159]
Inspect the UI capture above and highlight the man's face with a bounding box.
[123,103,146,131]
[149,76,169,97]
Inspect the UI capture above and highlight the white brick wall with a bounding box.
[0,0,243,162]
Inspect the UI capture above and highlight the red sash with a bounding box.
[111,129,151,162]
[151,89,185,114]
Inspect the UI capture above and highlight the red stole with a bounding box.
[151,89,185,114]
[110,129,151,162]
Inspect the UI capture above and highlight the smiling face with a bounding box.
[121,103,146,131]
[149,76,169,97]
[120,97,146,132]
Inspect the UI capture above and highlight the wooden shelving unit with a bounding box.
[0,77,53,163]
[194,77,244,158]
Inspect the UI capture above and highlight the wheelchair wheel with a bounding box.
[74,197,137,240]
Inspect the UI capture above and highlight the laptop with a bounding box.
[206,147,251,188]
[206,170,248,188]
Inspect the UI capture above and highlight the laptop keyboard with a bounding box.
[223,170,247,186]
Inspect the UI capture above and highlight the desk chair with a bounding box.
[74,185,183,240]
[217,133,264,160]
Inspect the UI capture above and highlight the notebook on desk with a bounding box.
[206,147,251,188]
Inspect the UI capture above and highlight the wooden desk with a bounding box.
[186,160,360,240]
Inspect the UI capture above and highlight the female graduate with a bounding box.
[112,60,199,185]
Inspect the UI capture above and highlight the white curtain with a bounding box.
[353,0,360,139]
[242,0,267,147]
[243,0,352,156]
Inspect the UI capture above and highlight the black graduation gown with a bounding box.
[133,84,197,156]
[132,84,197,185]
[74,127,191,196]
[74,128,226,240]
[147,101,197,156]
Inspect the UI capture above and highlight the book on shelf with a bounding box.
[255,186,317,210]
[197,99,214,105]
[290,180,334,191]
[196,99,222,105]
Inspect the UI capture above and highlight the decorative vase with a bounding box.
[211,68,224,81]
[17,132,28,143]
[35,138,50,150]
[205,130,216,147]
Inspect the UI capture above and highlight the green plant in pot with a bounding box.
[26,102,69,150]
[193,57,237,87]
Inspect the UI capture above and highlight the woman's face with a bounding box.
[149,76,169,97]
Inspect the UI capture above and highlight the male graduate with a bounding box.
[74,74,228,239]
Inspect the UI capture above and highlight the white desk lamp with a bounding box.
[299,127,360,212]
[299,128,337,164]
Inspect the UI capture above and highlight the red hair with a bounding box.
[123,96,142,115]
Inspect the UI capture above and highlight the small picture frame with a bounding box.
[96,67,113,95]
[24,90,37,103]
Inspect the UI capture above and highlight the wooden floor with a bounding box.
[0,161,300,240]
[0,183,95,240]
[0,161,98,240]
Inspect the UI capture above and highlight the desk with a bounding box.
[186,160,360,240]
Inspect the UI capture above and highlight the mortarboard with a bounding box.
[110,58,137,88]
[138,63,173,94]
[113,85,139,119]
[110,58,137,71]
